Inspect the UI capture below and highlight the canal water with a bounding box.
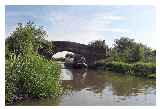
[16,63,156,106]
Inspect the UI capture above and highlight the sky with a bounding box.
[5,5,156,57]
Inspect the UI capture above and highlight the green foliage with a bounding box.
[110,37,155,63]
[102,37,156,78]
[105,62,133,74]
[88,37,156,79]
[5,21,47,56]
[5,54,17,103]
[114,37,135,49]
[113,37,142,63]
[88,40,108,49]
[104,62,156,78]
[5,22,62,104]
[144,47,156,63]
[132,62,155,76]
[147,73,156,78]
[5,53,62,104]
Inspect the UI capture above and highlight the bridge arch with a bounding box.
[53,41,106,66]
[38,41,106,67]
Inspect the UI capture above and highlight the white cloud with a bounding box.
[5,6,155,50]
[80,13,127,32]
[47,12,128,44]
[6,8,129,44]
[94,13,126,21]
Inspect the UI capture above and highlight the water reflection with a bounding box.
[60,68,155,105]
[16,66,156,106]
[62,69,155,97]
[60,69,73,80]
[62,69,107,94]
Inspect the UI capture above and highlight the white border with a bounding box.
[0,0,160,109]
[0,2,5,109]
[1,0,158,5]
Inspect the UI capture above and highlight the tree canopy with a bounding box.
[5,21,54,59]
[111,37,155,63]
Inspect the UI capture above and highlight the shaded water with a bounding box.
[16,63,156,106]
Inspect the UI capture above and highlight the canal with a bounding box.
[16,62,156,106]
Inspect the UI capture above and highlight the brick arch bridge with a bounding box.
[38,41,106,67]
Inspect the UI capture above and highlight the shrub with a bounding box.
[5,53,62,104]
[16,53,62,96]
[104,61,156,78]
[105,62,133,74]
[132,62,156,76]
[5,22,62,104]
[5,54,17,104]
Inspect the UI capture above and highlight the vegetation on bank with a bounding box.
[95,61,156,78]
[90,37,156,78]
[5,22,62,104]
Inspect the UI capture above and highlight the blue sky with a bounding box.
[5,5,155,49]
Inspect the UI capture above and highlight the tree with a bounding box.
[128,44,144,62]
[5,21,48,56]
[114,37,134,53]
[88,40,108,49]
[144,46,156,63]
[112,37,145,63]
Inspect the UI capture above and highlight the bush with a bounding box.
[105,62,133,74]
[5,54,17,104]
[5,22,62,104]
[104,61,156,78]
[5,53,62,104]
[132,62,155,76]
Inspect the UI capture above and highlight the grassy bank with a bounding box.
[95,61,156,78]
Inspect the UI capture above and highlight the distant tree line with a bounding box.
[110,37,156,63]
[90,38,156,78]
[88,37,156,64]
